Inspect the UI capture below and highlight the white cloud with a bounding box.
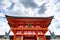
[0,21,10,35]
[34,0,48,6]
[0,13,5,17]
[0,0,11,9]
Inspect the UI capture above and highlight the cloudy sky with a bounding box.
[0,0,60,35]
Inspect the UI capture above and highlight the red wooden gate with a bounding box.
[6,15,53,40]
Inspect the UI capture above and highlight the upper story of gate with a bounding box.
[5,15,54,29]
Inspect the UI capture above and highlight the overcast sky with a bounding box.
[0,0,60,35]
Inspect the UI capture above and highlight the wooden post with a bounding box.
[22,30,24,40]
[13,29,16,40]
[22,35,23,40]
[13,33,16,40]
[36,32,37,40]
[44,35,46,40]
[36,27,38,40]
[37,36,39,40]
[22,29,24,40]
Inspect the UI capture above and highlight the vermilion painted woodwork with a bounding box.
[6,15,53,40]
